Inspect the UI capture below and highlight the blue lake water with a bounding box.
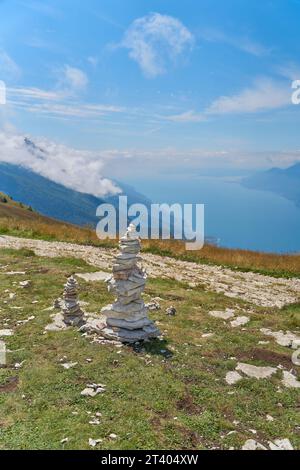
[124,176,300,253]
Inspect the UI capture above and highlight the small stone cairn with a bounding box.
[100,224,160,342]
[46,275,84,331]
[53,297,62,309]
[62,275,84,326]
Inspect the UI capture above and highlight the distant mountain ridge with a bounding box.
[0,162,151,227]
[243,162,300,207]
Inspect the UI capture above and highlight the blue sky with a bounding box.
[0,0,300,194]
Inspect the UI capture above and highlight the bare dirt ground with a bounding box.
[1,234,299,308]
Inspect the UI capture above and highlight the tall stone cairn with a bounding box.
[62,275,84,326]
[100,224,160,342]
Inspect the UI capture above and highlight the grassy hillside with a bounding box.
[0,162,107,226]
[0,162,151,227]
[0,193,300,278]
[0,248,299,450]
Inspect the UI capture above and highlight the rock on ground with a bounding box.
[1,235,299,308]
[209,308,235,320]
[260,328,300,349]
[81,384,106,397]
[242,438,293,451]
[88,438,103,447]
[0,340,6,366]
[242,439,267,450]
[236,363,277,379]
[225,371,243,385]
[268,439,294,450]
[230,316,250,328]
[76,271,109,282]
[281,371,300,389]
[0,329,14,337]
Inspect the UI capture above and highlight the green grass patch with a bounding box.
[0,248,299,450]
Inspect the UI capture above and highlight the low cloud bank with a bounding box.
[0,131,121,197]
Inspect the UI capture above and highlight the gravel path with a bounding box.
[1,235,299,308]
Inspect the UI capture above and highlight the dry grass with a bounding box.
[0,209,299,278]
[142,239,300,277]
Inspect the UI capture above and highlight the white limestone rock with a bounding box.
[268,439,294,450]
[230,316,250,328]
[242,439,267,450]
[76,271,109,282]
[260,328,300,349]
[81,383,106,397]
[225,371,243,385]
[209,308,235,320]
[61,362,78,370]
[0,340,6,367]
[0,329,14,337]
[281,371,300,389]
[88,438,103,447]
[45,312,69,332]
[236,362,277,379]
[19,280,31,288]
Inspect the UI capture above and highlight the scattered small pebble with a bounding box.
[14,361,25,369]
[81,383,106,397]
[19,280,31,288]
[88,438,103,447]
[61,362,78,370]
[166,306,176,316]
[89,419,100,425]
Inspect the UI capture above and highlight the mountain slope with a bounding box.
[243,163,300,207]
[0,162,151,227]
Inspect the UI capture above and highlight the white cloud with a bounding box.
[121,12,194,77]
[0,130,120,197]
[58,65,89,95]
[9,87,62,101]
[166,110,206,123]
[0,49,21,81]
[276,63,300,81]
[87,56,99,67]
[1,130,300,191]
[207,78,291,114]
[200,28,269,57]
[164,79,291,123]
[7,86,124,120]
[5,64,124,121]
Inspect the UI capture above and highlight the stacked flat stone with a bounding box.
[62,275,84,326]
[100,224,160,342]
[53,297,62,309]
